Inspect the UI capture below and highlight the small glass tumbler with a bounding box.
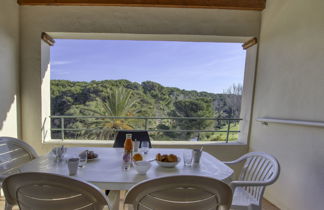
[141,141,149,155]
[133,140,140,153]
[78,150,88,168]
[183,150,193,166]
[67,158,79,176]
[192,149,202,166]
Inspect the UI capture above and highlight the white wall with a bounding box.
[0,0,20,137]
[19,5,261,155]
[250,0,324,209]
[40,40,51,142]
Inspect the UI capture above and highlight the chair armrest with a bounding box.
[230,180,270,189]
[223,157,246,165]
[223,160,240,165]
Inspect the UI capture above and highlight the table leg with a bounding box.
[119,191,132,210]
[107,190,120,210]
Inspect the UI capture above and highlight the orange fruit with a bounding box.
[133,153,143,161]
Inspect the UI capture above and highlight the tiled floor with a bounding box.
[0,195,280,210]
[262,199,281,210]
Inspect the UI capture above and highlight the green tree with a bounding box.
[80,87,139,139]
[169,98,215,139]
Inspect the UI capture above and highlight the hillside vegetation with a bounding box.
[51,80,242,141]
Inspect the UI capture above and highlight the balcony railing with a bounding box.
[49,116,242,143]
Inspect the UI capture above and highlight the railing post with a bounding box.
[144,118,148,130]
[61,117,64,141]
[226,120,231,143]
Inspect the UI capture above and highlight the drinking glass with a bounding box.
[78,150,88,168]
[141,141,149,155]
[192,149,202,166]
[67,158,79,176]
[183,150,193,166]
[133,140,140,153]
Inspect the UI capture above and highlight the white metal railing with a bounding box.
[50,116,242,143]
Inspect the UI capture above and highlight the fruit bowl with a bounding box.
[156,157,181,168]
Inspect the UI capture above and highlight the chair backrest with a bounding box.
[0,137,38,178]
[113,130,152,148]
[3,172,111,210]
[238,152,280,204]
[124,175,233,210]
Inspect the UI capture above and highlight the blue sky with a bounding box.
[51,39,245,93]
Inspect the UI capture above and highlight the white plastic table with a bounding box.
[19,147,233,190]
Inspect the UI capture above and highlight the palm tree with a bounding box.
[81,87,139,140]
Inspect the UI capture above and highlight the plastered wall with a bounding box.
[250,0,324,209]
[0,0,20,137]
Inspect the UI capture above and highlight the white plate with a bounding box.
[156,157,181,168]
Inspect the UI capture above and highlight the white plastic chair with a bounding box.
[2,172,112,210]
[0,136,38,181]
[124,175,233,210]
[223,152,280,210]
